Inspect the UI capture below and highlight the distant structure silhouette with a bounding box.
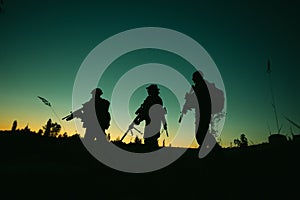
[131,84,167,151]
[268,134,287,145]
[266,59,281,135]
[63,88,111,142]
[266,59,287,144]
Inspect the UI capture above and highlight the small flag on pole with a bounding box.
[38,96,51,107]
[37,96,67,134]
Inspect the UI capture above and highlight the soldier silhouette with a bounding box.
[133,84,167,151]
[63,88,111,142]
[179,71,212,148]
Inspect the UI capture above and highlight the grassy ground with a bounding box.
[0,132,299,199]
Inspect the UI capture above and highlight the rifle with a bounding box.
[120,117,168,141]
[62,108,83,121]
[119,103,145,141]
[178,87,194,123]
[161,126,169,137]
[62,112,73,121]
[121,115,143,141]
[121,104,169,141]
[162,107,169,137]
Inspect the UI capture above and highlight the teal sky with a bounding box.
[0,0,299,147]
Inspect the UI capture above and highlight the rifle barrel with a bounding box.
[178,113,183,123]
[121,128,130,141]
[62,115,69,120]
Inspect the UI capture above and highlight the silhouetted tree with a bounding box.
[43,119,52,137]
[50,122,61,137]
[42,119,61,137]
[37,129,43,136]
[22,124,30,134]
[11,120,17,132]
[115,136,120,142]
[234,139,241,147]
[70,133,79,138]
[240,134,248,147]
[234,134,248,147]
[134,136,142,144]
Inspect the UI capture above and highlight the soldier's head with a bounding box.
[192,70,204,84]
[91,88,103,97]
[146,84,160,96]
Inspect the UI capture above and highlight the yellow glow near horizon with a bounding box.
[0,116,202,148]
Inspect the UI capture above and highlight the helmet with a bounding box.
[192,70,204,82]
[146,84,160,92]
[91,88,103,95]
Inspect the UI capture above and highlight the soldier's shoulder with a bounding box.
[97,98,110,107]
[157,96,163,103]
[102,98,109,102]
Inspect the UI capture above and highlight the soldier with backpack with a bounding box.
[63,88,111,142]
[133,84,168,151]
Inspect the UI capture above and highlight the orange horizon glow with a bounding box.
[1,116,237,148]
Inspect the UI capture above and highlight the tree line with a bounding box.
[5,119,76,138]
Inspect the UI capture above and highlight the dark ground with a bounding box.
[0,132,299,199]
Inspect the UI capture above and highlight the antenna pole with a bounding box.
[267,59,280,134]
[50,106,67,134]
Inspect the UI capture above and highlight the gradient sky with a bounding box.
[0,0,299,147]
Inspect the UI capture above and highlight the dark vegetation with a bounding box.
[0,120,299,199]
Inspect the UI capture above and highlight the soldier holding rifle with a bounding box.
[63,88,111,142]
[179,71,211,147]
[123,84,168,151]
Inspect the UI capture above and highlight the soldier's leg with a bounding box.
[196,122,209,147]
[144,133,159,151]
[84,129,96,142]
